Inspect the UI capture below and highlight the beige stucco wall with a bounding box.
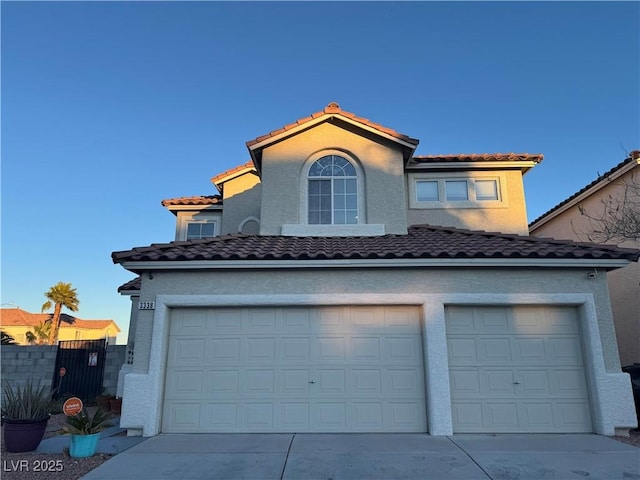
[531,167,639,366]
[258,122,408,235]
[220,172,262,235]
[131,266,621,374]
[406,170,530,234]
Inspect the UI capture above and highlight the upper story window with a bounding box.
[308,155,358,224]
[410,174,505,209]
[186,222,216,240]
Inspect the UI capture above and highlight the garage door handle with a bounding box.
[513,381,521,385]
[309,380,316,384]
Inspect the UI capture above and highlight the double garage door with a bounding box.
[162,306,427,433]
[162,305,592,434]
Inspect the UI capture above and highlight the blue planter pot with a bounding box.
[69,433,101,458]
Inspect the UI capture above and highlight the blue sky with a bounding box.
[2,2,638,344]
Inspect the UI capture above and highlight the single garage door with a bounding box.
[446,305,592,433]
[163,305,426,433]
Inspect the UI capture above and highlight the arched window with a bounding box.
[308,155,358,224]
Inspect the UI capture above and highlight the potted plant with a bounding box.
[63,408,112,458]
[1,380,52,452]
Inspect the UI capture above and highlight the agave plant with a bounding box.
[2,381,52,421]
[63,408,112,435]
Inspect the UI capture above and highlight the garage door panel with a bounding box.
[513,337,547,363]
[446,306,592,433]
[449,369,481,396]
[448,338,477,364]
[208,403,238,430]
[246,337,276,362]
[282,309,312,331]
[316,337,346,361]
[163,306,426,433]
[280,369,310,395]
[387,337,422,362]
[244,403,274,430]
[209,370,240,394]
[477,338,512,363]
[211,338,241,363]
[281,337,311,361]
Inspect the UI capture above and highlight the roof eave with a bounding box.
[119,257,633,274]
[407,161,539,173]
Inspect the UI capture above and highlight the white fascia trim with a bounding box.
[529,160,639,231]
[166,205,223,213]
[120,258,631,271]
[406,161,537,172]
[118,290,141,297]
[248,114,417,152]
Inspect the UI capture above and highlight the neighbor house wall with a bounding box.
[258,122,408,235]
[530,167,640,366]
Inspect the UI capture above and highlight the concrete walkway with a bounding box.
[81,433,639,480]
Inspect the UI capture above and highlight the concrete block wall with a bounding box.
[1,345,58,390]
[103,345,126,395]
[1,345,127,397]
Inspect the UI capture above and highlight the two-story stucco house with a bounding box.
[530,152,640,368]
[113,103,639,438]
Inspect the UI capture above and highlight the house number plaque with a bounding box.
[138,301,155,310]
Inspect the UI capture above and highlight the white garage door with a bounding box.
[163,306,426,433]
[446,306,592,433]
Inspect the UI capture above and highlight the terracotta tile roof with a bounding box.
[530,151,639,227]
[246,102,420,148]
[211,160,256,186]
[411,153,544,164]
[112,224,639,266]
[161,195,222,207]
[0,308,120,332]
[117,277,141,293]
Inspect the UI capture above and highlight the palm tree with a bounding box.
[1,330,16,345]
[42,282,80,345]
[25,320,52,345]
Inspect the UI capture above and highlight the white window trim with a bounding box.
[181,220,219,241]
[298,150,367,225]
[408,172,508,209]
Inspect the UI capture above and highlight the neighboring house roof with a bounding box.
[247,102,420,169]
[0,308,120,332]
[112,224,639,269]
[161,195,222,207]
[530,150,640,229]
[117,276,142,294]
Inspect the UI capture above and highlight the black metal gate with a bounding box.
[51,339,107,401]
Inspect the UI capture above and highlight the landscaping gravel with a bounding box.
[1,413,111,480]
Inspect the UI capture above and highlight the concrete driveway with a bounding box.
[81,433,639,480]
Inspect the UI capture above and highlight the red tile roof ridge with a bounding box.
[246,102,419,148]
[211,160,256,185]
[1,309,118,330]
[161,195,222,207]
[412,153,544,162]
